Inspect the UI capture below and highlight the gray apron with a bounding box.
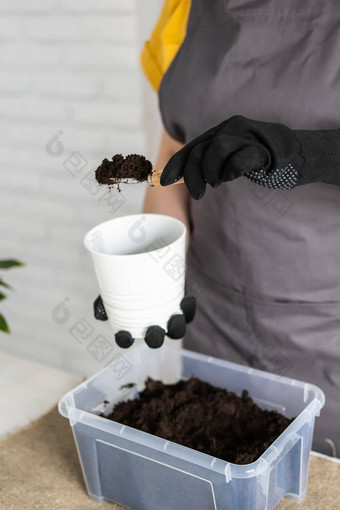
[159,0,340,455]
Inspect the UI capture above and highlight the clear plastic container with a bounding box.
[58,345,325,510]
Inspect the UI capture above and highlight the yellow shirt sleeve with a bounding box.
[140,0,191,92]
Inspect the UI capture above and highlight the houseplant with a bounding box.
[0,259,24,333]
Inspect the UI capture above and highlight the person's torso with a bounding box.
[159,0,340,303]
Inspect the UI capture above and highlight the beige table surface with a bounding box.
[1,406,339,510]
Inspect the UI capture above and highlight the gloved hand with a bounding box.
[160,115,340,199]
[93,295,196,349]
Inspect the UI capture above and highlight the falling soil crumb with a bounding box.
[95,154,152,186]
[119,382,136,390]
[102,377,294,464]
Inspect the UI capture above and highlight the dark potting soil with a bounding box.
[103,377,294,465]
[95,154,152,185]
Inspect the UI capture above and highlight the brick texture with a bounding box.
[0,0,163,376]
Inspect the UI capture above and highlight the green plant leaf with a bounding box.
[0,292,6,301]
[0,279,11,289]
[0,259,24,269]
[0,313,10,333]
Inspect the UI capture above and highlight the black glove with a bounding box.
[160,115,340,199]
[93,295,196,349]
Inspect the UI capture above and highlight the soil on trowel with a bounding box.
[103,377,294,464]
[95,154,152,185]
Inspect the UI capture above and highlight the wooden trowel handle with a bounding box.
[150,169,184,187]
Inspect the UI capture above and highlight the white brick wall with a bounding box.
[0,0,163,376]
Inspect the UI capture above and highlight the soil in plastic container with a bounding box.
[102,377,294,465]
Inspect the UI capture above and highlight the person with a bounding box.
[141,0,340,456]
